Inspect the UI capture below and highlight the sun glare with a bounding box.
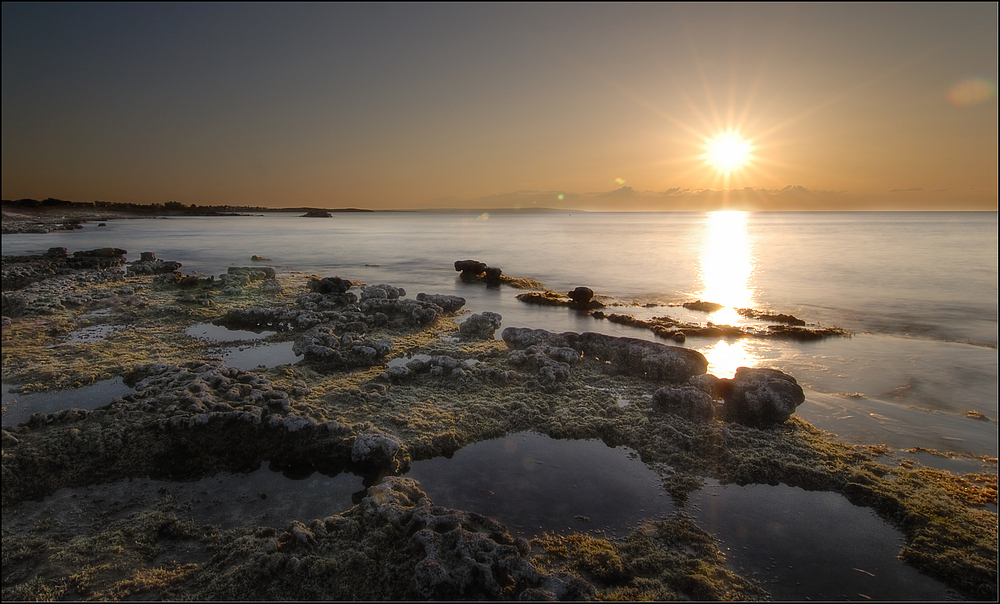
[704,131,753,174]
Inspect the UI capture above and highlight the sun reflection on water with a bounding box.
[698,339,759,379]
[698,211,758,376]
[699,211,755,318]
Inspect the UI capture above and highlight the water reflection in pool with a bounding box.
[1,378,134,426]
[406,432,955,601]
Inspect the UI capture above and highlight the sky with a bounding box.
[2,3,997,211]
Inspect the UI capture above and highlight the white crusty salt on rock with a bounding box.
[458,311,503,340]
[351,431,402,466]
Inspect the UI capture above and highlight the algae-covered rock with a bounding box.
[718,367,805,427]
[652,386,716,421]
[351,431,403,468]
[293,325,392,368]
[501,328,708,382]
[361,283,406,300]
[415,292,466,313]
[459,311,502,340]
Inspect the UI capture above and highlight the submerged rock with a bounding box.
[484,266,503,288]
[717,367,805,427]
[682,300,724,313]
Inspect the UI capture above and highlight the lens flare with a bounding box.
[615,177,626,185]
[948,77,996,107]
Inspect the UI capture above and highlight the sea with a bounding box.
[4,210,996,460]
[2,210,996,599]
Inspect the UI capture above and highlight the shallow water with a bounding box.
[218,341,300,370]
[1,378,134,427]
[406,431,673,537]
[407,432,956,600]
[688,481,958,601]
[4,212,995,458]
[185,322,275,341]
[4,465,365,532]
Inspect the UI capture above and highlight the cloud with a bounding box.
[417,183,994,211]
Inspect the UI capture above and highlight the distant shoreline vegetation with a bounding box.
[3,198,995,215]
[0,198,576,215]
[1,198,268,216]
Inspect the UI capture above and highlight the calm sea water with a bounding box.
[3,211,997,458]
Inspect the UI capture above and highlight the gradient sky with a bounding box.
[2,3,997,210]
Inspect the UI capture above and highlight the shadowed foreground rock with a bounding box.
[718,367,805,427]
[190,477,595,600]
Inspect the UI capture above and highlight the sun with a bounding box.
[704,131,753,174]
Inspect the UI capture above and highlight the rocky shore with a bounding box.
[1,244,996,600]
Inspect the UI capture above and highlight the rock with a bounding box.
[226,266,276,281]
[652,386,716,421]
[766,324,850,341]
[454,260,487,282]
[301,210,332,218]
[74,247,126,259]
[415,293,466,313]
[308,276,353,294]
[251,254,272,261]
[736,308,807,326]
[260,279,283,294]
[459,312,502,339]
[683,300,724,313]
[129,255,183,275]
[567,286,594,305]
[518,290,603,309]
[353,477,594,600]
[484,266,503,288]
[351,432,403,467]
[501,328,708,382]
[516,292,569,307]
[293,324,392,367]
[361,283,406,300]
[718,367,805,427]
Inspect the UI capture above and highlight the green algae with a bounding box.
[530,516,770,601]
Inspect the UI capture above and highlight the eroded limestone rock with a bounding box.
[459,311,502,340]
[718,367,805,427]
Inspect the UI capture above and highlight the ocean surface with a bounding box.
[3,210,998,461]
